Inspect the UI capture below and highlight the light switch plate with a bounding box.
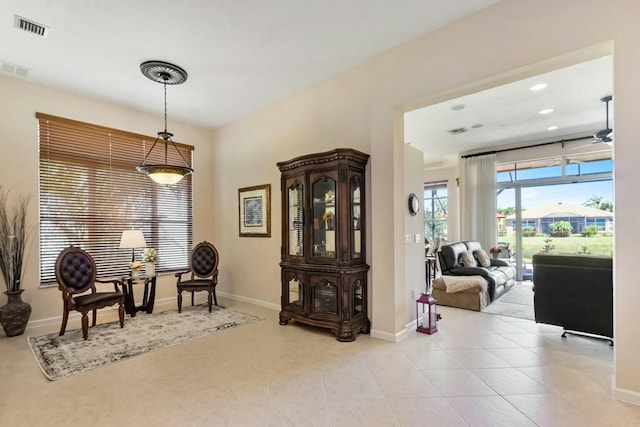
[404,234,411,244]
[414,234,421,243]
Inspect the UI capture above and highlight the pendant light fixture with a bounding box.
[137,60,193,185]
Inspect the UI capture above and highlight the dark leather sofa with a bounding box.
[532,253,613,340]
[438,241,516,301]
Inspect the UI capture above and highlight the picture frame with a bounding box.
[238,184,271,237]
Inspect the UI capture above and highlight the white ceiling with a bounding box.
[405,55,613,166]
[0,0,501,129]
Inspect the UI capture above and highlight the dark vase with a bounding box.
[0,289,32,337]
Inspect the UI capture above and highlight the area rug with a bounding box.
[28,304,263,381]
[482,282,535,321]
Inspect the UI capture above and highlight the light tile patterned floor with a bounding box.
[1,298,638,426]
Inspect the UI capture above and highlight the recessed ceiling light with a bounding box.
[539,108,554,115]
[471,124,483,129]
[547,125,558,131]
[530,83,548,91]
[451,104,465,111]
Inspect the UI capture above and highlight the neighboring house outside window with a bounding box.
[37,113,193,285]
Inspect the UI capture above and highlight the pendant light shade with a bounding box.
[137,61,193,185]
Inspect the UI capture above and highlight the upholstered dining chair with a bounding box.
[175,241,219,313]
[55,246,125,340]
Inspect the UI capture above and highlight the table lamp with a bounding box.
[119,229,147,262]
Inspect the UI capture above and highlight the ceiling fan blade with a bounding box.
[594,128,613,142]
[567,137,612,151]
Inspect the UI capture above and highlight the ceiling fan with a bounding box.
[569,95,613,151]
[593,95,613,144]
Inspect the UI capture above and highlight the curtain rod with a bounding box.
[460,135,593,159]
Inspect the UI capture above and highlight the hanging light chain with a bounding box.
[163,80,168,133]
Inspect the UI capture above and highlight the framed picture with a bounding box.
[238,184,271,237]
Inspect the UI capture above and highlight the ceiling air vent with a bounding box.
[14,15,49,38]
[0,61,30,78]
[447,127,468,135]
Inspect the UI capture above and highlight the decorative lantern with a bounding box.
[416,293,438,334]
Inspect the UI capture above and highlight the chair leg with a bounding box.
[208,291,213,313]
[178,290,183,313]
[81,312,89,340]
[118,302,125,328]
[213,287,218,306]
[92,309,97,326]
[191,291,195,307]
[59,305,69,336]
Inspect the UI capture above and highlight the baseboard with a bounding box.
[217,290,280,311]
[24,295,181,332]
[612,375,640,406]
[371,326,410,342]
[23,292,279,333]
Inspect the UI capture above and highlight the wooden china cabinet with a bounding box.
[277,148,370,342]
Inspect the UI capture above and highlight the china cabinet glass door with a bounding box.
[288,181,304,256]
[313,280,338,314]
[312,176,337,258]
[288,277,303,307]
[351,176,362,259]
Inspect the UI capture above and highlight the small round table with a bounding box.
[121,274,157,316]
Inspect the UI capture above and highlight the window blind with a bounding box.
[37,113,193,285]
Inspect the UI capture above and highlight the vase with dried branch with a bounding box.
[0,186,32,336]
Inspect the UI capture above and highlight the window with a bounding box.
[586,218,606,230]
[423,182,448,243]
[497,158,562,183]
[565,152,613,176]
[37,113,193,285]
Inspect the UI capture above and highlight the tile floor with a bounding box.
[0,298,638,426]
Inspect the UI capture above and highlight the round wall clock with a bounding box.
[408,193,419,216]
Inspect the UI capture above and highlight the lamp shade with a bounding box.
[119,229,147,249]
[137,164,192,185]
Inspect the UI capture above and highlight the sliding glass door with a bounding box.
[497,151,613,280]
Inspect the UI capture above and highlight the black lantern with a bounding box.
[416,293,438,334]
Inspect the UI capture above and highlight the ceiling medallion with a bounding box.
[136,60,193,185]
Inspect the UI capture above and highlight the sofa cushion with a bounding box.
[439,242,470,272]
[459,250,477,267]
[474,249,491,267]
[439,240,517,302]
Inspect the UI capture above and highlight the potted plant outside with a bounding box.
[0,186,32,337]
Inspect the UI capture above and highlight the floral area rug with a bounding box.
[28,304,263,380]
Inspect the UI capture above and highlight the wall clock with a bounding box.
[408,193,419,216]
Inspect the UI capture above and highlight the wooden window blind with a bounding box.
[37,113,194,285]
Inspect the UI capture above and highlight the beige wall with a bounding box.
[404,145,426,327]
[209,0,640,402]
[210,66,372,309]
[0,74,216,322]
[0,0,637,403]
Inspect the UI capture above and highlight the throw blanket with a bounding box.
[440,275,488,293]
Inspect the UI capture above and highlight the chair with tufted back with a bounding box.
[55,246,125,340]
[175,241,219,313]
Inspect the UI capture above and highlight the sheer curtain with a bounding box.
[460,154,497,250]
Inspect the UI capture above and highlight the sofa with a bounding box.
[434,241,516,310]
[532,253,613,340]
